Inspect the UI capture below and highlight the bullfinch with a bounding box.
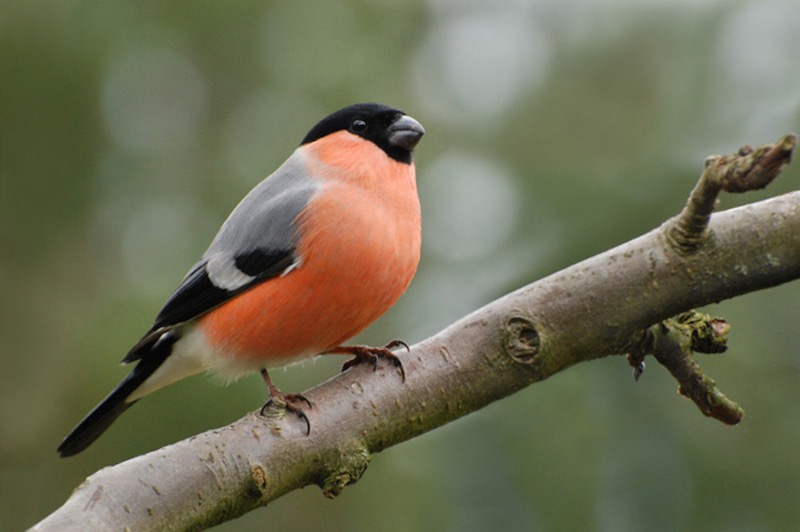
[58,103,425,457]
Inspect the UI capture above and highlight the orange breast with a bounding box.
[198,133,421,366]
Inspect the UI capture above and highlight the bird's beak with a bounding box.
[388,115,426,150]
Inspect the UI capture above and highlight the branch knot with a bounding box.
[318,444,371,499]
[503,315,540,364]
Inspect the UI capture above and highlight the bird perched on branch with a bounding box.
[58,103,425,457]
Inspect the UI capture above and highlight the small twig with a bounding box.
[668,134,796,254]
[632,311,743,425]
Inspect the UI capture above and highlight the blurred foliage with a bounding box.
[2,1,800,530]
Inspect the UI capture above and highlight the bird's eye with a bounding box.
[350,119,368,133]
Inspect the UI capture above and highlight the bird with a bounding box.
[57,103,425,457]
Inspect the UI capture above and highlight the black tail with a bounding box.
[57,333,177,457]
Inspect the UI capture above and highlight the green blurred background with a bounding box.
[3,1,800,530]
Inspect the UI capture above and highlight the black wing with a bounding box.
[156,248,297,329]
[122,248,296,364]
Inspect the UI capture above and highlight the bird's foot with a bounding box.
[259,369,312,434]
[332,340,408,381]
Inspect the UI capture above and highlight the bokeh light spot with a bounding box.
[422,152,521,261]
[414,7,551,122]
[102,38,207,156]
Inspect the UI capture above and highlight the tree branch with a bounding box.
[35,136,800,531]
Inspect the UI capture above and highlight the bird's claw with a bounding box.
[259,391,312,435]
[337,340,408,381]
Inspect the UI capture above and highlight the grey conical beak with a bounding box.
[388,115,425,150]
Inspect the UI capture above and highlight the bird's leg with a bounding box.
[258,368,312,434]
[329,340,408,381]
